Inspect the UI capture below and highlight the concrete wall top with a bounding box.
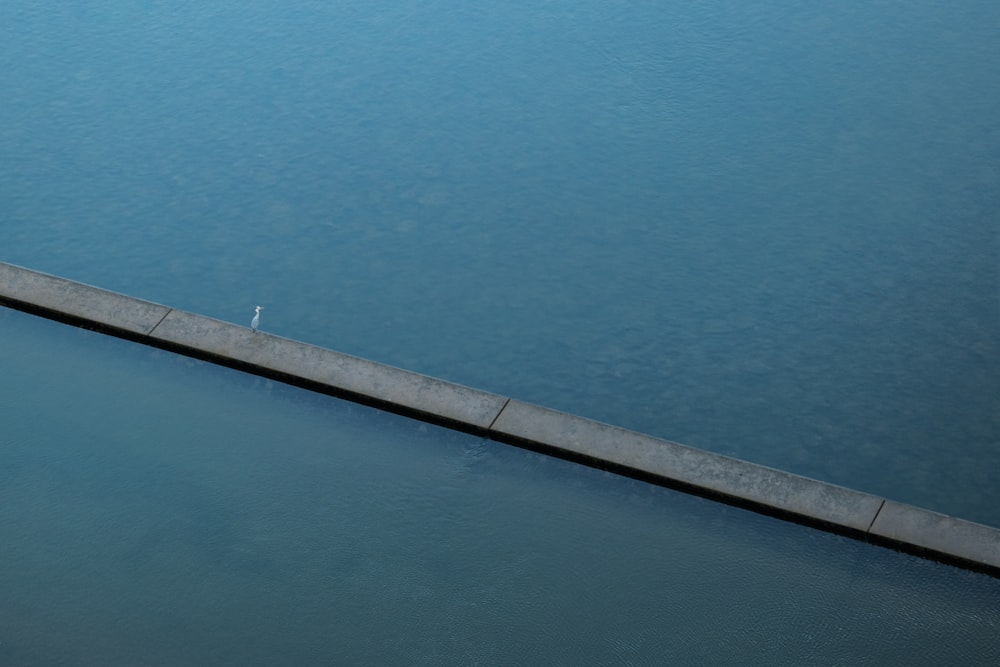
[1,261,997,577]
[489,399,886,534]
[870,501,1000,570]
[149,308,509,431]
[0,262,169,336]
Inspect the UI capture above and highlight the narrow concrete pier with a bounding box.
[2,261,998,576]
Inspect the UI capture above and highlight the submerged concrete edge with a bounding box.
[1,261,997,577]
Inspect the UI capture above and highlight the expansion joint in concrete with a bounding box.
[147,308,173,336]
[487,397,512,431]
[867,499,886,534]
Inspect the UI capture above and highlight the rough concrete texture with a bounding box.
[489,400,885,534]
[2,260,998,577]
[149,308,508,431]
[870,501,1000,572]
[0,262,169,335]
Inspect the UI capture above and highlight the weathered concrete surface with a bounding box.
[490,400,885,534]
[148,308,508,432]
[870,501,1000,573]
[2,259,999,577]
[0,262,169,336]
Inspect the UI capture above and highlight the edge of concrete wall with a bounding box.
[2,261,997,577]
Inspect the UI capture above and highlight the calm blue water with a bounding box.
[2,2,998,523]
[2,5,1000,662]
[2,307,998,665]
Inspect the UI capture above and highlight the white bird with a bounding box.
[251,305,263,332]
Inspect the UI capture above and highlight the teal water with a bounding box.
[2,3,999,524]
[2,4,1000,662]
[1,307,998,665]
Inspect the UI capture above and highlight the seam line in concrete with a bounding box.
[147,308,173,336]
[487,397,512,431]
[866,499,886,534]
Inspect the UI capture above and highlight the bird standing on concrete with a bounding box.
[251,305,263,332]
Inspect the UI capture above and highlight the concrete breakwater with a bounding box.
[1,260,997,576]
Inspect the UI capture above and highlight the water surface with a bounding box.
[1,4,998,522]
[1,307,998,665]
